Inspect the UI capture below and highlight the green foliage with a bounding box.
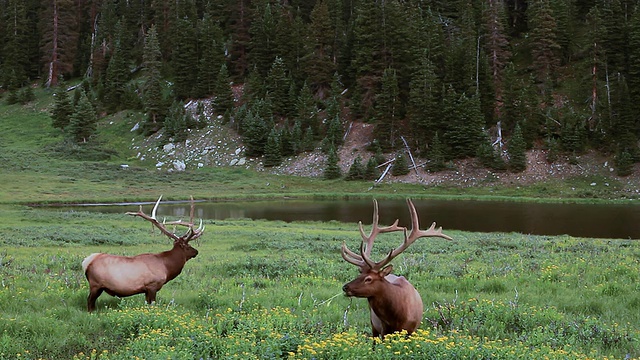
[427,132,448,172]
[323,146,341,179]
[68,90,98,143]
[345,155,365,181]
[51,86,73,130]
[476,139,506,171]
[615,151,634,177]
[364,156,380,180]
[263,128,282,167]
[508,123,527,172]
[391,153,409,176]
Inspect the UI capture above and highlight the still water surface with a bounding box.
[51,199,640,240]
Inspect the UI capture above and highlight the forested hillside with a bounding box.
[1,0,639,176]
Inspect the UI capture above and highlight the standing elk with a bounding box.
[341,199,452,338]
[82,196,204,312]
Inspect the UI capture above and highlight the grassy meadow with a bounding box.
[1,89,640,359]
[1,206,639,359]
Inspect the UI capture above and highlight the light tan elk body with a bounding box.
[82,196,204,312]
[341,199,452,338]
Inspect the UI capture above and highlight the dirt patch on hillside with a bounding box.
[269,121,640,194]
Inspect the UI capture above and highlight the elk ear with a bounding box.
[381,265,393,277]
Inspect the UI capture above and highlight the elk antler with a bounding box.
[126,196,205,242]
[341,199,452,271]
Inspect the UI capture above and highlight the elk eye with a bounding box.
[364,277,372,284]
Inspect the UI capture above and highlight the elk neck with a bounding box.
[160,243,190,281]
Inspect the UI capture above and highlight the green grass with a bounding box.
[1,86,640,205]
[0,207,639,359]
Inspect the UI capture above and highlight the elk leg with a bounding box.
[87,288,103,312]
[145,290,157,305]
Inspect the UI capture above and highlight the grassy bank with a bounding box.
[2,88,640,206]
[1,207,639,359]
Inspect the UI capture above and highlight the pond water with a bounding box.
[48,198,640,240]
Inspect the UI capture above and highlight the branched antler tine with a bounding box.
[151,195,162,220]
[126,195,180,242]
[375,199,452,269]
[341,242,365,267]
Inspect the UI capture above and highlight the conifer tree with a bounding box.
[345,155,365,181]
[508,123,527,172]
[141,25,165,135]
[408,54,440,151]
[374,68,400,151]
[214,64,234,115]
[242,111,269,157]
[391,153,410,176]
[68,91,97,143]
[163,101,189,143]
[104,22,130,112]
[306,0,336,98]
[364,157,379,180]
[196,14,225,98]
[427,132,447,172]
[250,3,278,77]
[528,0,561,89]
[172,16,198,99]
[323,145,341,179]
[266,57,291,116]
[322,115,343,152]
[40,0,77,88]
[615,150,633,177]
[1,0,31,89]
[442,88,486,159]
[51,84,73,130]
[263,127,282,167]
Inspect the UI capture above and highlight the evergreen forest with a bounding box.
[2,0,640,175]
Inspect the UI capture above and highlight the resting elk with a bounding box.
[82,196,204,312]
[341,199,452,338]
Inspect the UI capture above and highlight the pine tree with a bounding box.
[615,150,633,177]
[442,88,486,159]
[351,1,384,116]
[482,0,512,117]
[323,145,342,179]
[103,22,130,112]
[263,127,282,167]
[141,25,165,135]
[528,0,561,88]
[345,156,365,181]
[295,82,319,134]
[306,0,336,98]
[196,14,225,98]
[51,84,73,130]
[364,157,380,180]
[266,57,291,117]
[242,111,269,157]
[391,153,410,176]
[214,64,234,115]
[427,132,447,172]
[408,54,440,151]
[508,123,527,172]
[374,68,400,151]
[172,16,198,99]
[250,3,278,77]
[322,115,343,152]
[40,0,78,88]
[163,101,189,143]
[68,91,97,143]
[1,0,31,89]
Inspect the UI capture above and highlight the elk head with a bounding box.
[341,199,452,338]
